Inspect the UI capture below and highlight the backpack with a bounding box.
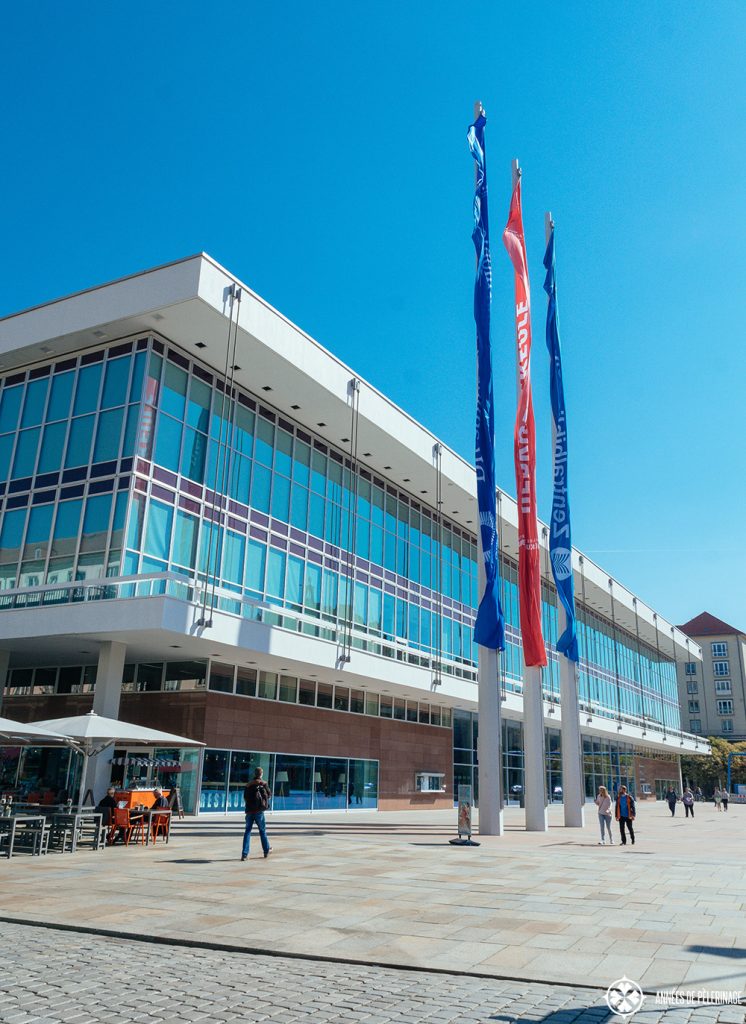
[245,781,269,812]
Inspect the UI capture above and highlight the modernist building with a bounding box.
[0,255,705,813]
[677,612,746,741]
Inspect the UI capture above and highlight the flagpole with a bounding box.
[546,211,585,829]
[512,159,548,833]
[474,100,504,837]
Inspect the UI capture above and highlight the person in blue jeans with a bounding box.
[615,785,636,846]
[241,767,272,861]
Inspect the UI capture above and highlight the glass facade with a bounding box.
[0,333,683,740]
[199,749,378,813]
[453,709,679,802]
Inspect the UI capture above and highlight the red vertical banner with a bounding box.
[503,175,547,668]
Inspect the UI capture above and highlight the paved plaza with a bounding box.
[1,802,745,1021]
[1,920,744,1024]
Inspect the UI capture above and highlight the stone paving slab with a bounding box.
[0,803,745,998]
[0,920,743,1023]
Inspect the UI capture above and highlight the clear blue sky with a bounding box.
[1,3,744,630]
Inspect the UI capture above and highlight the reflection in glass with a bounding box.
[349,759,378,809]
[313,757,347,810]
[273,754,312,811]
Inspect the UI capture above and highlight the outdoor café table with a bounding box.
[0,814,47,857]
[50,812,105,852]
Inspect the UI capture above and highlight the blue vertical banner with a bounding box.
[468,110,505,651]
[543,226,579,661]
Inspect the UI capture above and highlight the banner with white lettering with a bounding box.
[502,176,547,668]
[543,227,578,661]
[467,111,505,651]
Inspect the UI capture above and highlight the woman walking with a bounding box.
[714,787,722,811]
[666,787,678,817]
[682,788,695,818]
[595,785,613,845]
[721,788,729,812]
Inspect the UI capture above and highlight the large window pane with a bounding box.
[12,427,40,477]
[73,364,102,416]
[65,415,94,468]
[51,500,82,557]
[199,749,229,812]
[79,494,112,553]
[0,434,13,482]
[209,663,234,693]
[144,500,174,561]
[22,504,54,561]
[21,379,49,428]
[180,428,207,482]
[273,754,312,811]
[47,372,74,421]
[258,671,278,700]
[102,357,130,408]
[317,682,333,709]
[349,759,378,809]
[266,549,285,600]
[279,676,297,703]
[227,750,271,812]
[233,405,254,455]
[313,757,347,810]
[222,531,245,585]
[93,407,123,462]
[0,508,26,564]
[37,421,67,473]
[161,362,188,420]
[299,679,316,706]
[163,661,206,692]
[154,414,182,472]
[0,386,23,432]
[173,510,198,568]
[245,540,266,595]
[236,667,257,697]
[187,377,211,432]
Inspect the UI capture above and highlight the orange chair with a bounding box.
[111,808,145,846]
[150,810,171,844]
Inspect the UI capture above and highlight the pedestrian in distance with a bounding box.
[682,788,695,818]
[615,785,636,846]
[665,787,678,817]
[695,786,703,802]
[721,788,729,812]
[714,787,722,811]
[595,785,613,845]
[241,767,272,862]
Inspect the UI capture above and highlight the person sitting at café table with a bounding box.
[97,787,118,825]
[152,787,169,809]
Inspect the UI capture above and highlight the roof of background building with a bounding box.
[678,611,744,638]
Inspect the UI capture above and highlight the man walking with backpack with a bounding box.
[241,767,272,861]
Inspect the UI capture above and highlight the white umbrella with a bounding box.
[29,712,205,809]
[0,716,71,743]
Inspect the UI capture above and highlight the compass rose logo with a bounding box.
[605,976,645,1017]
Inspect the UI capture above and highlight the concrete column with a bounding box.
[477,646,504,836]
[92,641,127,718]
[88,641,127,802]
[523,665,548,831]
[558,606,585,827]
[0,649,10,716]
[476,520,504,836]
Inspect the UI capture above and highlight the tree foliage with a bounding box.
[681,737,746,792]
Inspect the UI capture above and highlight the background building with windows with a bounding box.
[0,255,705,813]
[677,612,746,741]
